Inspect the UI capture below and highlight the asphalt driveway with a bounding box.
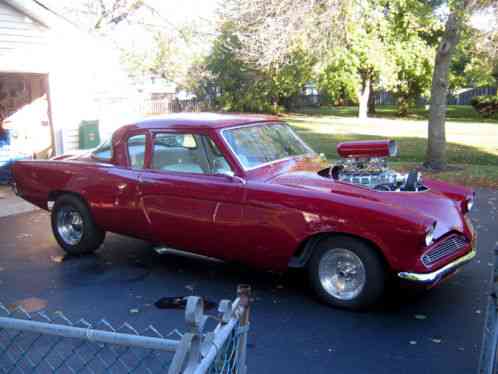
[0,189,497,373]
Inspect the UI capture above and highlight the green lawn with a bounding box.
[296,105,498,124]
[283,105,498,188]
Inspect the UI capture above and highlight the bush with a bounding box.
[471,95,498,117]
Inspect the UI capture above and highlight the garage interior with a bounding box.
[0,72,53,158]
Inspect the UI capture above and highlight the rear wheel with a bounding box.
[51,194,105,255]
[308,236,386,310]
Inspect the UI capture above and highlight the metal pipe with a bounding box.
[0,317,179,352]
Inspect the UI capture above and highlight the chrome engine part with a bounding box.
[329,157,426,192]
[323,139,427,192]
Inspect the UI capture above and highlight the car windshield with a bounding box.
[222,123,315,169]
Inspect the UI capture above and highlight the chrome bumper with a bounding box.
[397,249,476,285]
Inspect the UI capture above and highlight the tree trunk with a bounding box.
[368,80,376,115]
[425,12,462,170]
[357,76,370,120]
[425,11,462,170]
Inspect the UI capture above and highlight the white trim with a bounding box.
[219,122,316,172]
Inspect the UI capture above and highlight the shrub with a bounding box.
[471,95,498,117]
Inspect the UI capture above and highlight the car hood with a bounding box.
[267,169,469,240]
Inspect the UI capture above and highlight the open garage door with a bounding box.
[0,72,54,159]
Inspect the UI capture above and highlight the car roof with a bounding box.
[128,112,281,131]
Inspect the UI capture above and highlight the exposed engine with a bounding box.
[322,140,427,192]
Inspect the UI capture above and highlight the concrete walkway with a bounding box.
[0,185,38,218]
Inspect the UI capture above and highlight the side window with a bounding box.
[128,134,146,169]
[152,133,209,174]
[92,139,112,161]
[205,137,232,175]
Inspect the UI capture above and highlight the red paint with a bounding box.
[12,113,475,275]
[336,140,397,158]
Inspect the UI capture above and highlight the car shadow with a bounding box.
[55,236,436,314]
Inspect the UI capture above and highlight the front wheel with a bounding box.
[51,194,105,255]
[308,236,386,310]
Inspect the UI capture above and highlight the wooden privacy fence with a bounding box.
[140,99,208,116]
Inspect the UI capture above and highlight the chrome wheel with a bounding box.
[318,248,366,301]
[56,206,84,246]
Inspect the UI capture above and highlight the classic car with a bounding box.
[11,113,476,310]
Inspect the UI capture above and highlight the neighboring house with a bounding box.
[0,0,137,156]
[139,76,176,101]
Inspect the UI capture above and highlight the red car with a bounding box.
[12,113,476,310]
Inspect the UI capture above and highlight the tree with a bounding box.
[425,0,498,170]
[387,1,437,115]
[317,0,436,118]
[54,0,146,32]
[188,22,315,113]
[221,0,350,68]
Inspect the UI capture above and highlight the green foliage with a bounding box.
[471,95,498,117]
[317,0,437,114]
[385,0,437,115]
[189,23,314,113]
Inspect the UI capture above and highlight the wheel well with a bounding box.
[288,232,390,270]
[48,191,90,210]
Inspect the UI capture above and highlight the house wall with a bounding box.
[0,0,139,155]
[0,1,49,72]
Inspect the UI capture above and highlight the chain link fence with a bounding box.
[0,285,251,374]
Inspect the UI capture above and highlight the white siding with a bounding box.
[0,1,48,58]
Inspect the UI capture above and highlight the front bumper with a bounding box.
[397,248,476,285]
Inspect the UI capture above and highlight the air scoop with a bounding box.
[336,140,398,159]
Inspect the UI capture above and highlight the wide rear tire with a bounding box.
[308,236,386,310]
[51,194,105,255]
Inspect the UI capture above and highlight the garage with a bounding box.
[0,1,53,161]
[0,73,53,158]
[0,0,138,165]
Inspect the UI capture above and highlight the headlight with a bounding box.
[462,194,475,214]
[466,198,474,212]
[425,224,436,247]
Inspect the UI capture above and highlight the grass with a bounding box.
[296,105,498,123]
[283,105,498,189]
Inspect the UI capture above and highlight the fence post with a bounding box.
[236,284,251,374]
[169,296,206,374]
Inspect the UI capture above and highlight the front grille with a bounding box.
[421,235,469,267]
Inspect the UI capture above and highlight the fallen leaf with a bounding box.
[51,256,64,263]
[16,233,31,239]
[414,314,427,320]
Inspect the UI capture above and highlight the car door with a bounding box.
[138,130,246,259]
